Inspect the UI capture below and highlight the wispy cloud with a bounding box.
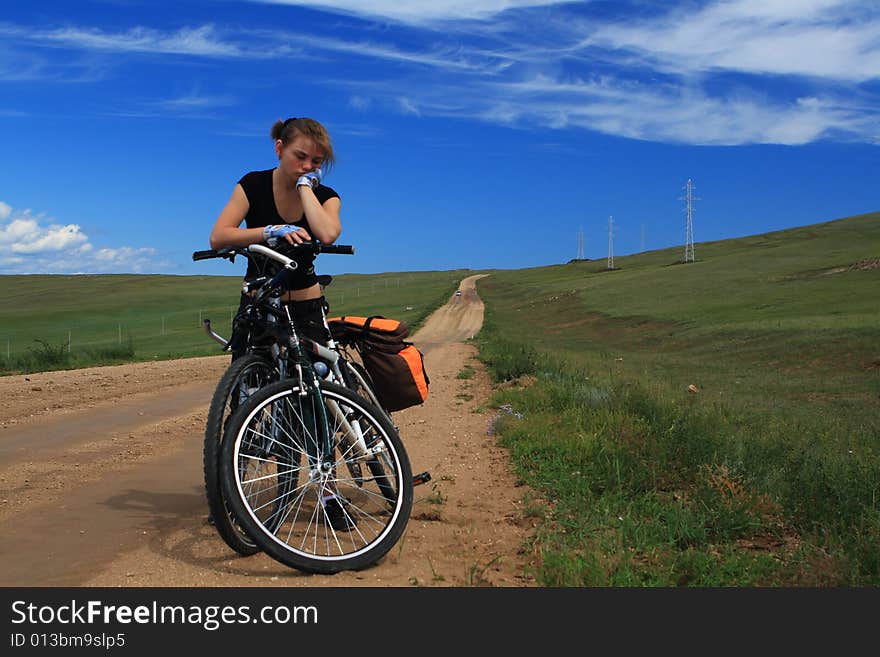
[101,91,238,120]
[0,22,271,59]
[327,70,876,145]
[35,24,244,57]
[309,34,506,71]
[154,92,236,111]
[0,202,161,274]
[0,42,112,84]
[306,0,880,144]
[486,74,877,144]
[584,0,880,82]
[251,0,585,24]
[0,20,500,72]
[2,1,878,146]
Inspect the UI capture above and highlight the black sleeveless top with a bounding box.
[237,169,340,288]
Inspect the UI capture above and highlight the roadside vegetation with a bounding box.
[476,211,879,585]
[0,269,467,375]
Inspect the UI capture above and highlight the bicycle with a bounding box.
[193,242,419,567]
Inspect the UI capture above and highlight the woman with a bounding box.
[210,116,341,346]
[209,117,355,530]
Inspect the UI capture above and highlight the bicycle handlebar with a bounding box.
[191,241,355,262]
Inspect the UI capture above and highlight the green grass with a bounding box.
[456,365,476,380]
[0,269,470,374]
[475,210,880,586]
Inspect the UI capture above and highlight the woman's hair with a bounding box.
[271,117,335,171]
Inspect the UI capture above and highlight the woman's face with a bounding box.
[276,134,325,179]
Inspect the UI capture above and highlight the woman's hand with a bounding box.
[263,224,313,245]
[297,169,322,189]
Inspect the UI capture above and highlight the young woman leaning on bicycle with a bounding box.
[207,116,358,536]
[209,116,341,348]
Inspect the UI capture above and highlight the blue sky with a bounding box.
[0,0,877,276]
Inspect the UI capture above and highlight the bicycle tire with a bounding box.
[220,379,413,574]
[203,353,276,555]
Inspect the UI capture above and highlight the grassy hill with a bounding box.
[473,210,879,585]
[480,211,879,433]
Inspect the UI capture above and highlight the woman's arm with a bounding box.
[300,186,342,244]
[209,185,265,249]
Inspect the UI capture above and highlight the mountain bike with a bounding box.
[206,244,411,572]
[193,242,418,564]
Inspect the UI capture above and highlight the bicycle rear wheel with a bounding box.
[203,353,275,555]
[220,379,412,574]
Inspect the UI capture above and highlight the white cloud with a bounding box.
[40,24,246,57]
[261,28,509,72]
[0,203,160,274]
[0,213,90,254]
[3,1,878,146]
[251,0,584,24]
[91,246,159,270]
[348,95,372,111]
[397,97,421,116]
[586,0,880,82]
[332,72,873,145]
[155,93,236,110]
[314,0,880,144]
[0,23,263,58]
[492,75,865,144]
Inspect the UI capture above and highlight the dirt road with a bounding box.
[0,275,539,587]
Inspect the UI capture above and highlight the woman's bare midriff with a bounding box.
[248,282,322,302]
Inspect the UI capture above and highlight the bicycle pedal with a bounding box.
[412,471,432,486]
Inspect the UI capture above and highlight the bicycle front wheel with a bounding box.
[219,379,412,574]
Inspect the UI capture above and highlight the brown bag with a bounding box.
[328,315,430,412]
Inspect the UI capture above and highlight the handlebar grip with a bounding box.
[192,250,219,261]
[193,248,237,261]
[319,244,355,255]
[276,242,355,256]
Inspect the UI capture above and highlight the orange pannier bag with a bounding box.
[327,315,430,412]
